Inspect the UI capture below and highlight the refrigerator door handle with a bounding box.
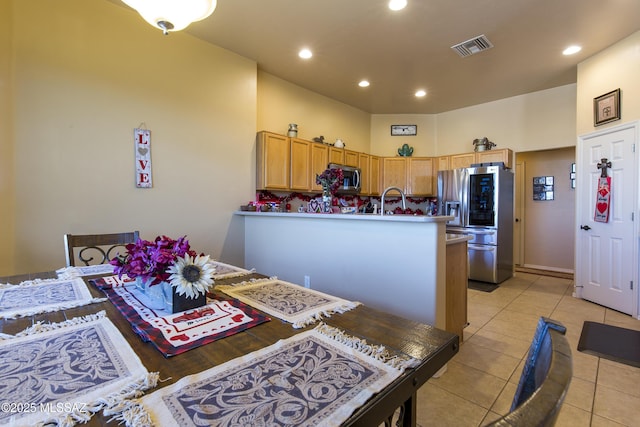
[469,244,495,251]
[467,230,496,235]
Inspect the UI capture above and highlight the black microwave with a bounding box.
[329,163,361,194]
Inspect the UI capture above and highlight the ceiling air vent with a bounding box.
[451,35,494,57]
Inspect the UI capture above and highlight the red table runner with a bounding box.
[91,276,270,357]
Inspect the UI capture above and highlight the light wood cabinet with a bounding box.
[381,157,436,196]
[437,156,450,172]
[439,148,514,171]
[329,147,344,164]
[369,155,381,196]
[344,149,359,167]
[358,153,370,195]
[450,153,475,169]
[310,143,329,192]
[407,157,434,196]
[257,131,290,190]
[446,240,468,340]
[475,148,513,169]
[290,138,311,191]
[382,157,407,193]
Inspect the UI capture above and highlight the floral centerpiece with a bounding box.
[316,167,344,197]
[110,235,215,312]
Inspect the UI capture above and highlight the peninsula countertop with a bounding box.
[235,210,454,223]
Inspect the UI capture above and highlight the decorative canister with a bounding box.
[287,123,298,137]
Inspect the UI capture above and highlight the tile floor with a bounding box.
[416,271,640,427]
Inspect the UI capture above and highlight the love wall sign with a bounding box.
[134,128,152,188]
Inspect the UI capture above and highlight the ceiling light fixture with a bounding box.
[358,80,370,88]
[388,0,408,11]
[415,90,427,97]
[121,0,217,35]
[563,45,582,55]
[298,48,313,59]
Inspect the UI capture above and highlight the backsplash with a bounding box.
[253,191,438,216]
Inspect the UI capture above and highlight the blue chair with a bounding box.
[486,317,572,426]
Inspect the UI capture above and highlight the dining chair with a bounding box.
[485,317,572,427]
[64,231,140,267]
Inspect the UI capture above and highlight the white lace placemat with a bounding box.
[0,311,157,427]
[57,264,116,279]
[217,278,360,328]
[210,260,253,280]
[0,277,105,319]
[112,323,418,427]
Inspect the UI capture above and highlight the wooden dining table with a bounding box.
[0,270,459,426]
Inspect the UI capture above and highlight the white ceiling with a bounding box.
[115,0,640,114]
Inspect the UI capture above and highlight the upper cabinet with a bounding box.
[382,157,408,193]
[344,150,359,167]
[310,143,329,192]
[257,131,511,196]
[369,155,381,196]
[257,131,290,190]
[382,157,435,196]
[449,153,475,169]
[475,148,513,168]
[407,158,434,196]
[358,153,370,195]
[290,138,311,191]
[442,148,513,170]
[329,147,343,164]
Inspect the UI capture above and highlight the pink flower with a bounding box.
[110,235,197,285]
[316,168,344,196]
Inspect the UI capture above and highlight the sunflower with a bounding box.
[167,254,216,299]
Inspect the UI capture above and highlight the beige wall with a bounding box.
[0,0,14,273]
[5,0,257,275]
[577,31,640,135]
[369,114,437,157]
[257,71,370,153]
[517,148,576,271]
[435,85,577,155]
[369,84,576,158]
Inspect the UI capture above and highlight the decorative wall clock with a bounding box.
[390,125,417,136]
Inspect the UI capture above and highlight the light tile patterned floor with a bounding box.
[415,272,640,427]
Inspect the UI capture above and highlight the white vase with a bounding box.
[322,194,332,213]
[136,277,166,310]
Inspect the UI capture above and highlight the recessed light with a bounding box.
[415,89,427,97]
[388,0,407,11]
[298,48,313,59]
[358,80,370,88]
[563,45,581,55]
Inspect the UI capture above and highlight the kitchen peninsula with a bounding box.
[236,211,469,338]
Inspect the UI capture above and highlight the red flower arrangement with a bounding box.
[316,168,344,196]
[110,235,197,286]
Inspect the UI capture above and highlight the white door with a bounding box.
[576,122,638,316]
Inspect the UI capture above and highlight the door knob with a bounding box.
[580,225,591,230]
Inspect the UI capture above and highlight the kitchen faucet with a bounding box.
[380,186,406,215]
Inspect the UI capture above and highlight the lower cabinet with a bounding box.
[446,241,468,340]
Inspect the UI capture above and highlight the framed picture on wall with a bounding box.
[594,89,621,126]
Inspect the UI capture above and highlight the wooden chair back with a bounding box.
[485,317,572,427]
[64,231,140,266]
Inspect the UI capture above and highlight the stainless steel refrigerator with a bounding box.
[438,165,514,284]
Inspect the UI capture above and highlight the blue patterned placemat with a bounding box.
[218,278,360,328]
[0,277,105,319]
[113,323,418,427]
[0,311,157,426]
